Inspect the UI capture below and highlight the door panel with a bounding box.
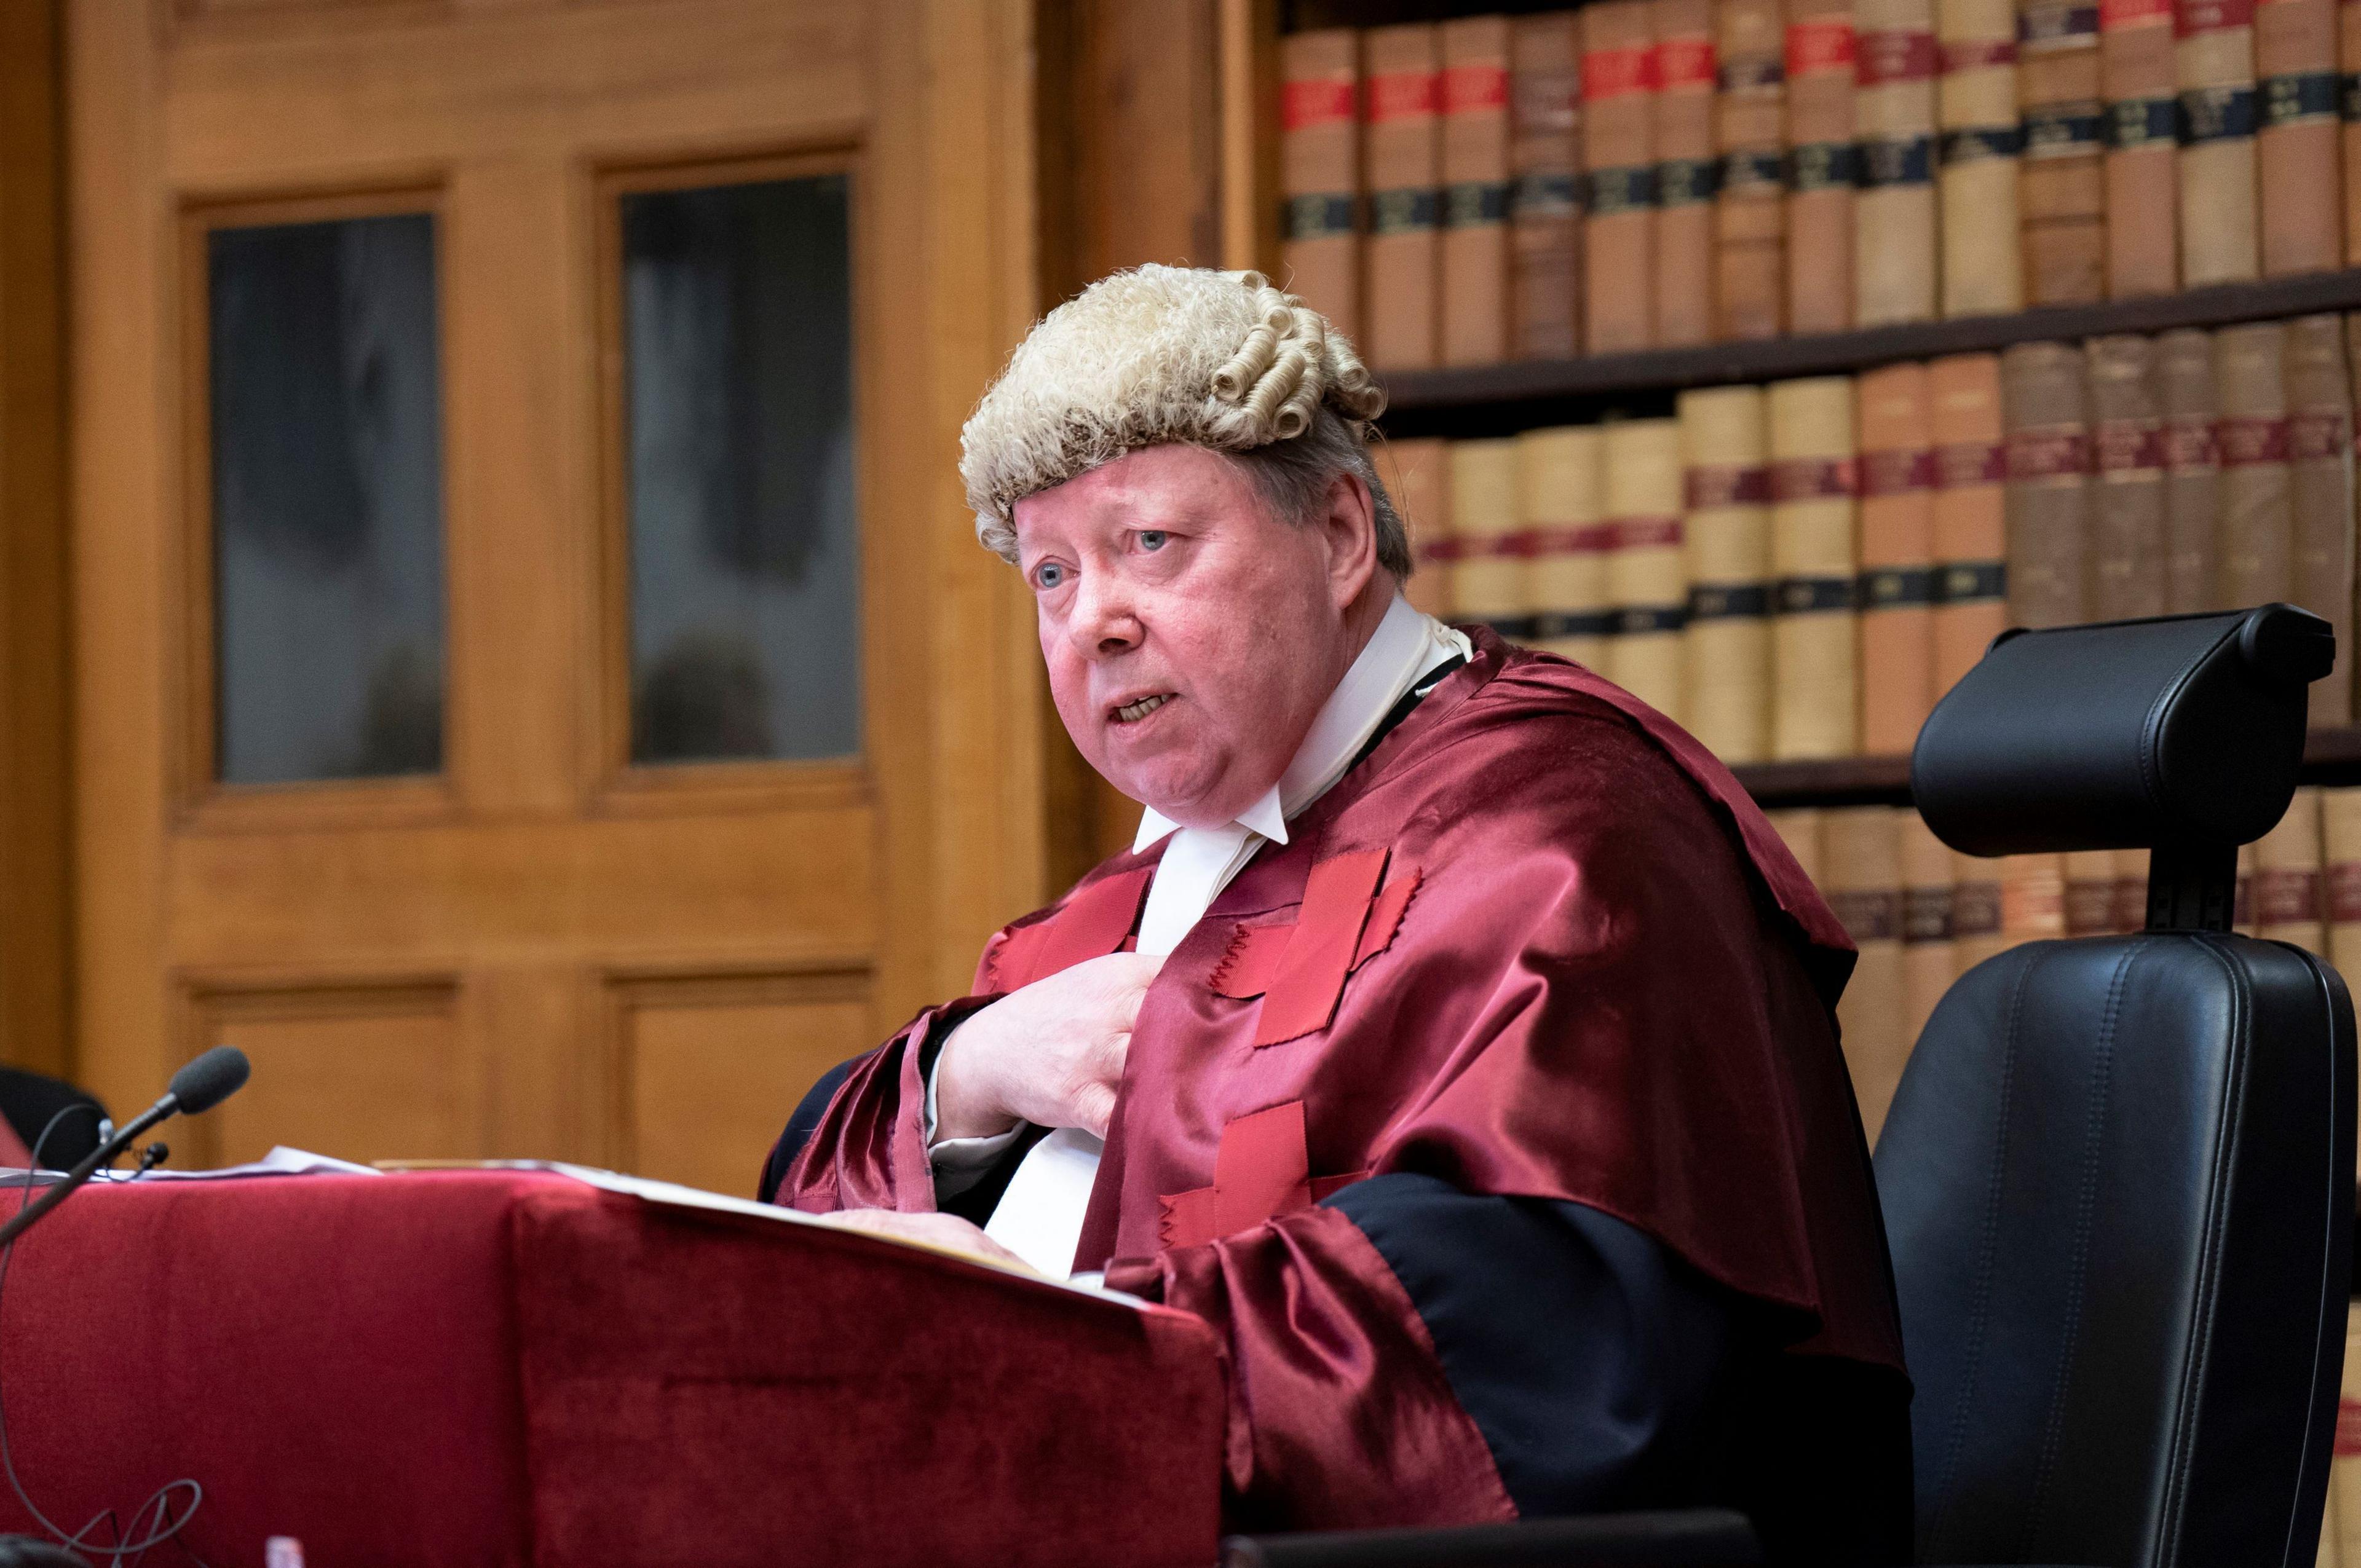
[71,0,1050,1181]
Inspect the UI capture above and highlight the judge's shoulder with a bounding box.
[1399,644,1734,854]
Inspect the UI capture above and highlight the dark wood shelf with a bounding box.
[1736,722,2361,810]
[1377,270,2361,439]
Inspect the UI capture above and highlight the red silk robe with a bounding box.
[775,633,1905,1534]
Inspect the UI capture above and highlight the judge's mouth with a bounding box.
[1109,693,1176,725]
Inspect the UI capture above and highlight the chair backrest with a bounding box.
[1878,606,2356,1568]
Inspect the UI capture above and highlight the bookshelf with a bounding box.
[1377,269,2361,436]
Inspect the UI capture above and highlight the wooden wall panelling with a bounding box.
[178,977,467,1168]
[0,0,71,1080]
[602,965,872,1197]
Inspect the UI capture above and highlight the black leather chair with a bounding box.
[1884,603,2355,1567]
[1225,605,2355,1568]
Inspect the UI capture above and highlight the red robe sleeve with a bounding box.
[1107,1204,1517,1532]
[771,996,991,1215]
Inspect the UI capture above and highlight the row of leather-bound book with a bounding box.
[1779,786,2357,1141]
[1284,0,2349,369]
[1386,312,2361,762]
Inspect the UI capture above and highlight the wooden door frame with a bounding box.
[65,0,1053,1125]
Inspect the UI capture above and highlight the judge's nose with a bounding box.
[1067,575,1144,660]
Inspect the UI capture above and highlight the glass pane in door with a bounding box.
[208,211,446,785]
[620,173,860,765]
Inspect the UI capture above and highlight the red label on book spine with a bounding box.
[2328,862,2361,923]
[1582,45,1659,100]
[1685,464,1774,508]
[1614,516,1685,549]
[1857,29,1938,83]
[1283,77,1358,130]
[2094,420,2167,473]
[2254,869,2322,926]
[2290,411,2351,462]
[2102,0,2173,25]
[1367,69,1441,122]
[2218,416,2291,466]
[2165,419,2221,468]
[1771,456,1861,500]
[1940,37,2020,69]
[1936,439,2009,487]
[1442,63,1511,113]
[1656,36,1718,88]
[2176,0,2256,37]
[2007,429,2093,480]
[1528,522,1621,554]
[1861,448,1938,495]
[1420,536,1468,564]
[1787,16,1859,74]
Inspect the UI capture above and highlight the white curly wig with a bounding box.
[959,266,1412,577]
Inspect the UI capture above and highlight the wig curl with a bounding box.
[959,267,1392,564]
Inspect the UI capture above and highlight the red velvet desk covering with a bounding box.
[0,1171,1224,1568]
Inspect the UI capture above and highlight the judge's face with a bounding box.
[1013,443,1379,830]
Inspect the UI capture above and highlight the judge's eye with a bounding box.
[1136,529,1168,552]
[1032,561,1068,591]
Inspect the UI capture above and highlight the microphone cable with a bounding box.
[0,1106,210,1567]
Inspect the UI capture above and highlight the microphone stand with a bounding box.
[0,1098,181,1250]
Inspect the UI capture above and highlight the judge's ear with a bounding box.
[1311,470,1380,613]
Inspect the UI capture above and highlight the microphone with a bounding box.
[0,1047,251,1248]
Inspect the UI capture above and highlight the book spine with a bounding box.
[1281,31,1364,343]
[1768,805,1827,883]
[1900,809,1958,1050]
[2217,318,2298,606]
[1786,0,1860,331]
[2087,332,2173,619]
[1520,424,1617,669]
[1442,17,1515,366]
[2112,846,2152,931]
[2020,0,2109,303]
[2003,339,2094,626]
[1512,12,1586,359]
[2063,848,2121,933]
[2287,313,2354,720]
[1605,418,1692,720]
[1385,438,1458,620]
[1826,806,1910,1142]
[1940,0,2028,315]
[2178,0,2263,285]
[2159,326,2227,609]
[1770,374,1862,757]
[2255,786,2327,950]
[2105,0,2183,294]
[1681,384,1776,760]
[2001,851,2068,942]
[2325,787,2361,989]
[1451,438,1530,636]
[1717,0,1791,337]
[1931,353,2012,695]
[2344,0,2361,261]
[1656,0,1722,345]
[1366,25,1445,370]
[1585,2,1662,352]
[2258,0,2344,272]
[1858,361,1940,753]
[1856,0,1941,323]
[1953,849,2009,967]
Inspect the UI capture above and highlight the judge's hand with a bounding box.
[812,1208,1029,1270]
[934,951,1165,1142]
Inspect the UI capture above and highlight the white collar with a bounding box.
[1132,594,1467,853]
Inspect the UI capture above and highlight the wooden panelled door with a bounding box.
[68,0,1053,1189]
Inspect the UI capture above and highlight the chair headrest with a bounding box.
[1910,605,2332,856]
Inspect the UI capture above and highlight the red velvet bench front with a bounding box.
[0,1170,1224,1568]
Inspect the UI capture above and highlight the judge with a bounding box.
[761,267,1910,1563]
